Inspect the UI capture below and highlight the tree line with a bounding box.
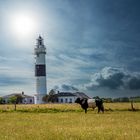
[99,96,140,103]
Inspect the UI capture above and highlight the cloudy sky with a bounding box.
[0,0,140,98]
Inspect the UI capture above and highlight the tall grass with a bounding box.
[0,103,140,112]
[0,103,140,140]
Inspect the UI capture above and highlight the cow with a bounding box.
[75,97,104,113]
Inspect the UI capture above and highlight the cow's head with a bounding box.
[75,98,81,103]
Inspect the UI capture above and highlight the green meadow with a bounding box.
[0,103,140,140]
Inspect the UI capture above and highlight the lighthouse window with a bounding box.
[39,40,42,45]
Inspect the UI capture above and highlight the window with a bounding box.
[61,98,63,103]
[65,98,68,103]
[30,99,32,103]
[69,98,72,103]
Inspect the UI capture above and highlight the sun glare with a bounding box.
[9,12,38,39]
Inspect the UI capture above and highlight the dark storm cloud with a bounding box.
[86,67,140,90]
[98,73,124,89]
[54,84,79,92]
[128,77,140,90]
[61,84,79,91]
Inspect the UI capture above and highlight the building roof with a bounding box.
[57,92,76,97]
[2,93,34,98]
[57,92,90,99]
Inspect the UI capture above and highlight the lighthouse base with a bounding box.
[34,94,46,104]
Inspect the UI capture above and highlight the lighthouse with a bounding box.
[34,36,47,104]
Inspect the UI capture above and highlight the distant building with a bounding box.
[2,93,34,104]
[56,92,76,103]
[56,92,90,103]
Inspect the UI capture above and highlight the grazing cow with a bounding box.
[75,97,104,113]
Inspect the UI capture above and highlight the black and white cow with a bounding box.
[75,98,104,113]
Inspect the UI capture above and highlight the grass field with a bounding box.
[0,103,140,140]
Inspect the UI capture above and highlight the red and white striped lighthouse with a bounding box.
[34,36,47,104]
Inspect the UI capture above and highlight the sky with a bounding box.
[0,0,140,98]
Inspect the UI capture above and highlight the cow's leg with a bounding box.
[97,106,101,113]
[101,105,104,113]
[85,108,87,113]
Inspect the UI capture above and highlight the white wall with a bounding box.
[58,96,77,103]
[23,97,34,104]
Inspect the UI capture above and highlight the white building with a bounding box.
[2,93,34,104]
[57,92,77,103]
[34,36,47,104]
[56,92,90,103]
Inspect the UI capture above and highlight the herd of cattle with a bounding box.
[75,97,104,113]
